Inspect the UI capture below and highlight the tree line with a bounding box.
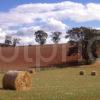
[3,27,100,47]
[33,26,100,64]
[2,26,100,64]
[3,30,62,46]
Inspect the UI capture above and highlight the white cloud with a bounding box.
[37,18,68,32]
[0,1,100,45]
[0,28,7,43]
[0,1,100,30]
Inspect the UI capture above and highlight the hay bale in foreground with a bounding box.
[91,71,97,76]
[79,70,85,75]
[2,71,32,91]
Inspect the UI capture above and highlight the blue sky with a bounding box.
[0,0,100,44]
[0,0,100,11]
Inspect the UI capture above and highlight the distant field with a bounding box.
[0,64,100,100]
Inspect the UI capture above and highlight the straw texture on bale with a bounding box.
[2,71,32,91]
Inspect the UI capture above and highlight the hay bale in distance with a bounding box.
[91,71,97,76]
[2,71,32,91]
[27,68,36,74]
[79,70,85,75]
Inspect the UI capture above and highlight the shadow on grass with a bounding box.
[0,87,16,91]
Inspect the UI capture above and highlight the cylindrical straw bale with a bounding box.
[2,71,32,91]
[79,70,85,75]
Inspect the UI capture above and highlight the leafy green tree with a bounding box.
[67,40,78,56]
[5,35,12,46]
[91,40,100,58]
[66,26,99,64]
[34,30,48,45]
[13,38,20,47]
[51,32,62,43]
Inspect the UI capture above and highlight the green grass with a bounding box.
[0,65,100,100]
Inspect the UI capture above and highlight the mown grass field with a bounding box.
[0,64,100,100]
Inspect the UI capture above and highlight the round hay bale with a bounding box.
[91,71,97,76]
[79,70,85,75]
[27,68,36,74]
[2,71,32,91]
